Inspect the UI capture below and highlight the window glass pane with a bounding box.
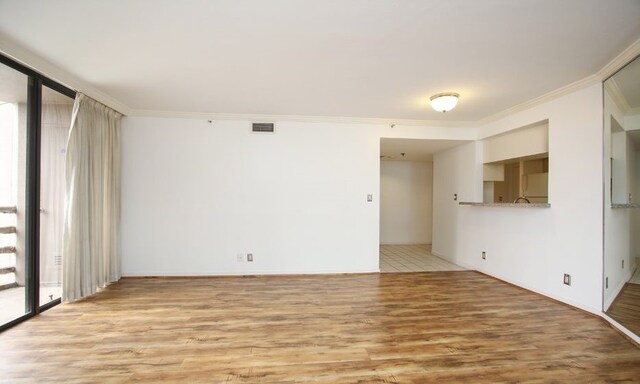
[39,86,73,305]
[0,62,29,325]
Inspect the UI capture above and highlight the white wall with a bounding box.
[483,121,548,163]
[121,118,474,276]
[121,87,606,314]
[611,129,629,203]
[432,84,604,313]
[432,141,483,261]
[121,118,384,275]
[379,160,432,245]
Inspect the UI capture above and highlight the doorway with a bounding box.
[379,138,467,273]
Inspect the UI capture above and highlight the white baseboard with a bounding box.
[604,269,633,311]
[431,250,602,315]
[431,251,640,341]
[478,268,602,316]
[123,268,380,277]
[123,257,639,345]
[431,250,473,269]
[601,313,640,345]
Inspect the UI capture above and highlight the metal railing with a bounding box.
[0,206,18,291]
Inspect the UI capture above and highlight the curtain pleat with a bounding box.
[63,93,122,302]
[40,103,72,286]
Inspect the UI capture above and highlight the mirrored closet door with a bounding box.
[603,54,640,337]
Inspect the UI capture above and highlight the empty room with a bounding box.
[1,1,640,382]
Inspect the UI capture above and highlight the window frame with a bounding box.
[0,53,75,332]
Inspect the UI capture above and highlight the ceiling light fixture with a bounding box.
[430,92,459,113]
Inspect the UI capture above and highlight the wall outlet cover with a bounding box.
[247,253,253,262]
[563,274,571,286]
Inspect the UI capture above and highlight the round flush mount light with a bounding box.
[430,92,459,113]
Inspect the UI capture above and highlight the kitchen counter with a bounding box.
[459,202,551,208]
[611,203,640,208]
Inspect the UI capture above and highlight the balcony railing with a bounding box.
[0,206,17,214]
[0,206,18,291]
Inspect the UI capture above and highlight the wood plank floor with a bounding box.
[1,271,639,383]
[607,282,640,336]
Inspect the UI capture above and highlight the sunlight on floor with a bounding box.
[0,285,61,325]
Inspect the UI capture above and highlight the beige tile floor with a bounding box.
[379,244,465,273]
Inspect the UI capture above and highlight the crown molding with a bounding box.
[477,37,640,126]
[476,74,601,126]
[2,32,639,128]
[0,32,131,115]
[128,108,476,128]
[604,79,631,114]
[598,37,640,81]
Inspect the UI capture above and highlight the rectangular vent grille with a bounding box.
[252,123,275,133]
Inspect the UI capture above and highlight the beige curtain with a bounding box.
[63,93,122,302]
[41,103,73,287]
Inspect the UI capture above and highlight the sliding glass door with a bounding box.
[0,55,75,330]
[0,62,29,326]
[39,86,73,306]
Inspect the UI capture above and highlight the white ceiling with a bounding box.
[380,138,468,162]
[1,0,640,121]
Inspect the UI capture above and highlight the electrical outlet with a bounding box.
[481,251,486,260]
[367,194,373,202]
[237,254,244,262]
[606,277,609,289]
[563,274,571,286]
[454,193,458,201]
[622,260,624,269]
[247,253,253,262]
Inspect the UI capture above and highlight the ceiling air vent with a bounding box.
[251,122,275,133]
